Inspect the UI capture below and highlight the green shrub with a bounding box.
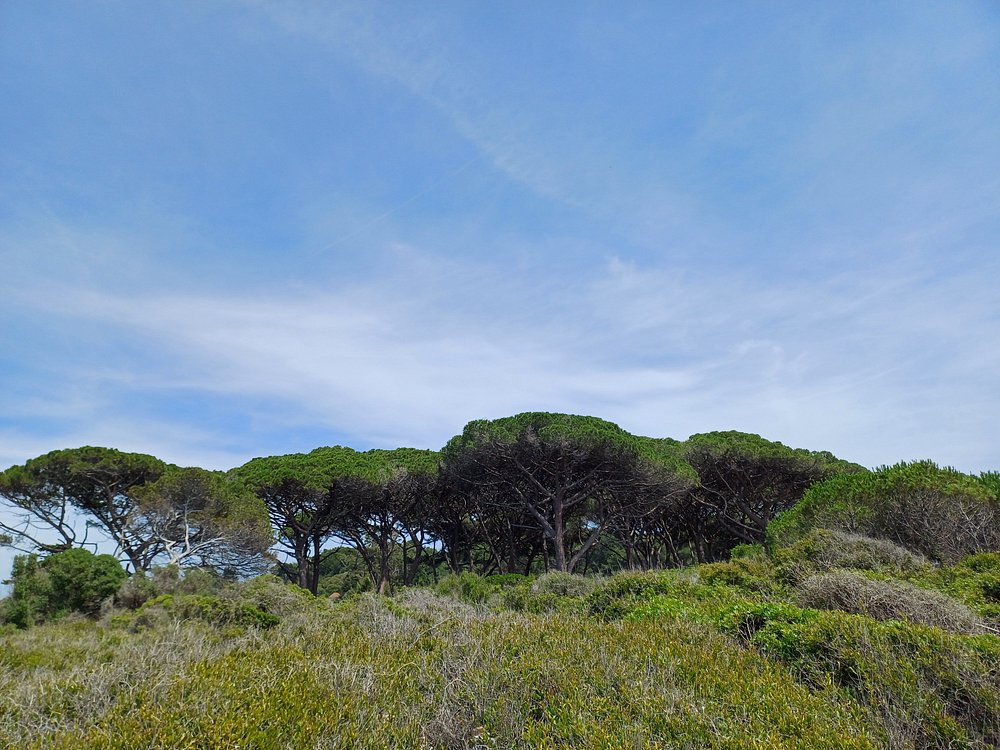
[2,550,125,628]
[729,542,766,560]
[769,461,999,563]
[1,556,51,628]
[795,569,984,633]
[586,571,684,619]
[482,573,530,588]
[499,587,588,615]
[529,571,599,598]
[922,553,1000,623]
[126,594,279,631]
[714,601,1000,748]
[223,574,313,619]
[697,560,777,595]
[115,565,225,610]
[585,571,736,620]
[434,572,499,604]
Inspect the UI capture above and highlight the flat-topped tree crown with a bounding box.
[234,445,439,488]
[0,447,269,573]
[232,445,440,594]
[684,430,863,473]
[679,431,863,551]
[231,446,367,593]
[441,412,692,573]
[444,412,638,455]
[0,447,169,567]
[232,446,370,491]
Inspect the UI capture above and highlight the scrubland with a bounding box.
[2,538,998,750]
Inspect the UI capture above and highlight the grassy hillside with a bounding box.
[2,456,998,748]
[2,543,998,750]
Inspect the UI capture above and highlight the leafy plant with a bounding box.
[2,550,125,628]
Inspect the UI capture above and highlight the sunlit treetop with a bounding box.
[232,445,439,490]
[682,430,865,474]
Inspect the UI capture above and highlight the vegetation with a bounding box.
[769,461,1000,563]
[0,447,270,573]
[1,549,126,628]
[1,413,998,747]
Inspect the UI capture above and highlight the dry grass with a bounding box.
[795,569,984,634]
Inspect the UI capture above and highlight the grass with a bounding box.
[1,554,998,749]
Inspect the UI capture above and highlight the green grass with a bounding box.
[2,556,999,749]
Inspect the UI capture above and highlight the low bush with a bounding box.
[795,569,984,633]
[2,550,126,628]
[715,601,1000,748]
[777,529,929,576]
[586,571,688,619]
[921,552,1000,624]
[529,571,600,598]
[222,574,313,619]
[586,570,736,620]
[729,542,767,560]
[433,572,499,604]
[697,559,778,595]
[115,565,224,610]
[482,573,531,588]
[122,594,279,631]
[4,598,882,749]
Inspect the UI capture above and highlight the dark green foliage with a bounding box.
[0,555,52,628]
[680,431,858,556]
[43,549,127,616]
[2,549,125,627]
[769,461,1000,563]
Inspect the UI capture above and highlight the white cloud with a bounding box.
[7,233,997,474]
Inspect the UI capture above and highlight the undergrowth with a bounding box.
[1,552,998,749]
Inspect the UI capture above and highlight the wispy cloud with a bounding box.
[1,0,997,484]
[5,221,996,473]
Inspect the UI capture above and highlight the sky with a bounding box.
[1,0,998,489]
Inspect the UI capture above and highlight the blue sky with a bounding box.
[2,0,999,483]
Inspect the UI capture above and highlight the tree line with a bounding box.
[0,412,863,594]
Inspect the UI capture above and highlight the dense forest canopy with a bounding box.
[1,413,996,595]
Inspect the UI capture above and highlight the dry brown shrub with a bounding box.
[796,569,985,633]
